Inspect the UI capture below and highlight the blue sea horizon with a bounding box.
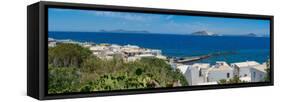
[48,31,270,64]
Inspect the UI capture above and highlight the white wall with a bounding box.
[207,70,233,82]
[0,0,280,102]
[239,68,251,78]
[185,66,205,85]
[184,66,193,85]
[250,68,266,82]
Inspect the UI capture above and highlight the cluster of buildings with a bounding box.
[86,43,167,62]
[49,38,268,85]
[48,38,167,62]
[176,61,268,85]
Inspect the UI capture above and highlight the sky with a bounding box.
[48,8,270,36]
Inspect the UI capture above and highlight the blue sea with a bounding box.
[49,31,270,64]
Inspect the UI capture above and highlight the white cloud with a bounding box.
[50,8,154,21]
[165,15,174,20]
[91,11,152,21]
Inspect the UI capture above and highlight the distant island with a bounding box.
[189,31,265,38]
[99,29,150,33]
[245,33,257,37]
[190,30,218,36]
[225,33,259,37]
[95,29,266,38]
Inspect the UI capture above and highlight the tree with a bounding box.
[81,55,103,73]
[129,57,188,86]
[48,43,92,67]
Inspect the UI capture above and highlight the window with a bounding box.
[253,72,256,78]
[227,73,230,78]
[199,69,202,77]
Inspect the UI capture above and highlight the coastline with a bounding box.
[48,36,269,64]
[48,31,270,64]
[48,37,269,86]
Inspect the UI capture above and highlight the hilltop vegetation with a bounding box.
[48,43,188,94]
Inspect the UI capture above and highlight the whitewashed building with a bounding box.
[206,61,233,82]
[231,61,267,82]
[48,38,57,47]
[177,60,268,85]
[177,63,210,85]
[177,61,234,85]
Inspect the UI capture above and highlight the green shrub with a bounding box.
[48,43,92,67]
[48,66,81,94]
[48,44,188,94]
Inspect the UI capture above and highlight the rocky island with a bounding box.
[191,30,217,36]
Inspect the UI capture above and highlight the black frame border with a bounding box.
[38,1,273,100]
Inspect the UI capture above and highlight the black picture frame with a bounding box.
[27,1,274,100]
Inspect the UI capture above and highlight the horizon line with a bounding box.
[48,30,269,36]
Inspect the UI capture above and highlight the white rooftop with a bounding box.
[48,38,55,41]
[177,65,189,74]
[253,63,267,72]
[231,61,260,68]
[209,61,232,71]
[192,63,210,69]
[137,54,154,57]
[124,44,139,48]
[90,46,107,51]
[110,44,121,48]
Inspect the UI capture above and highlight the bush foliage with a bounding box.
[48,43,188,94]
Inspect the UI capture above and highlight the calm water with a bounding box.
[49,31,270,64]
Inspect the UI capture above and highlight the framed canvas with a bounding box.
[27,1,274,100]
